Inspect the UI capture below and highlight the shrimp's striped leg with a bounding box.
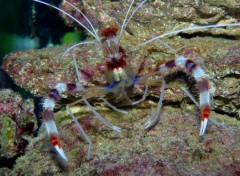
[42,109,67,161]
[42,81,123,160]
[181,87,227,129]
[198,78,211,136]
[155,55,211,136]
[42,83,84,161]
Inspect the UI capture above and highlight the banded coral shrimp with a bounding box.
[32,0,240,162]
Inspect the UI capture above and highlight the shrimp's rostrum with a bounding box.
[33,0,240,161]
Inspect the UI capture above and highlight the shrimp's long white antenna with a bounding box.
[62,41,98,57]
[151,34,177,54]
[134,22,240,49]
[65,1,101,41]
[119,0,135,38]
[33,0,99,41]
[120,0,147,38]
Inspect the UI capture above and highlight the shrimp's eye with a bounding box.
[101,26,118,38]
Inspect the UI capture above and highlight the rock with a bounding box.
[1,0,240,175]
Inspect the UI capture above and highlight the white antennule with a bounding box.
[64,1,100,41]
[33,0,100,41]
[120,0,147,38]
[119,0,148,40]
[119,0,135,38]
[134,22,240,49]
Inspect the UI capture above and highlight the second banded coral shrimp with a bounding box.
[33,0,240,161]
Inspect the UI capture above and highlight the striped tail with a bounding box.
[155,55,211,136]
[42,83,84,161]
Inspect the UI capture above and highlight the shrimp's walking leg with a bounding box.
[145,80,165,129]
[100,96,128,115]
[66,105,92,159]
[65,93,123,160]
[82,98,121,132]
[155,55,211,136]
[132,78,150,105]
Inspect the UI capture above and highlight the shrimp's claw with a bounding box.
[43,109,68,161]
[54,145,68,162]
[199,105,210,136]
[200,119,208,136]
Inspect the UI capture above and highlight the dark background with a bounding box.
[0,0,78,96]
